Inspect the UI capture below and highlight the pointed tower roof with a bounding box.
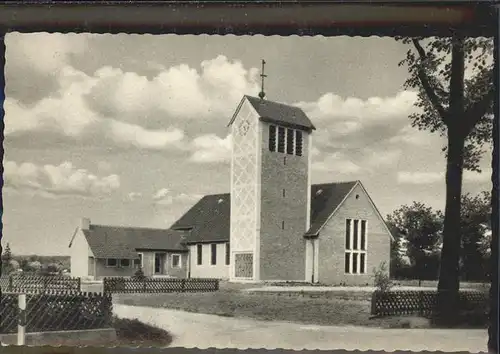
[227,95,316,132]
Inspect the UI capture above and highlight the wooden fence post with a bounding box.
[17,293,26,345]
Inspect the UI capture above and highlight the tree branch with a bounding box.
[464,86,495,135]
[412,39,449,124]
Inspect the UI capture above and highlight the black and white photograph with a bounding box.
[0,6,496,352]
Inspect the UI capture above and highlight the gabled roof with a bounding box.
[305,181,358,236]
[74,225,188,259]
[170,193,230,244]
[170,181,364,243]
[227,95,316,132]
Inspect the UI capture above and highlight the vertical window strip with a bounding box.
[197,244,202,265]
[344,252,351,274]
[211,244,217,265]
[361,220,367,251]
[360,253,366,274]
[286,128,294,155]
[277,126,286,153]
[269,125,277,152]
[295,130,303,156]
[353,220,359,250]
[225,243,230,265]
[345,219,351,250]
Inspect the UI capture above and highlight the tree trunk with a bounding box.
[435,35,466,325]
[436,129,465,324]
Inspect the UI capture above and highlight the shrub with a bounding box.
[113,316,173,347]
[373,261,393,293]
[132,267,146,280]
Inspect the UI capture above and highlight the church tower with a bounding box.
[227,61,315,282]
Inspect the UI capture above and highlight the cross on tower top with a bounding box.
[258,59,267,100]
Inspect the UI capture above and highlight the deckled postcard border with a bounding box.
[0,1,497,354]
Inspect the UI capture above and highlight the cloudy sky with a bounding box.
[2,33,492,256]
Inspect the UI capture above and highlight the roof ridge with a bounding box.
[91,224,182,232]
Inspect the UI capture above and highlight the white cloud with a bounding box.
[464,168,492,183]
[152,188,202,206]
[397,171,443,185]
[127,192,142,201]
[297,90,419,150]
[87,55,259,125]
[6,33,88,76]
[312,152,362,175]
[4,160,120,197]
[4,65,189,151]
[189,134,232,164]
[397,169,492,185]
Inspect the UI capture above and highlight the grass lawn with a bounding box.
[114,288,489,329]
[114,290,391,327]
[113,316,173,347]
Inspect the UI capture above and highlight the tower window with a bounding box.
[269,125,277,152]
[295,131,303,156]
[286,128,294,155]
[282,221,285,229]
[277,127,286,153]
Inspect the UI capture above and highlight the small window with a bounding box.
[277,126,286,153]
[352,253,358,274]
[171,254,181,268]
[286,128,294,155]
[211,244,217,265]
[295,130,303,156]
[353,219,359,250]
[225,243,230,265]
[120,259,130,268]
[360,253,366,274]
[282,221,285,230]
[345,219,352,250]
[344,253,350,274]
[197,244,203,265]
[282,189,286,198]
[360,220,367,251]
[134,253,143,268]
[106,258,117,267]
[269,125,277,152]
[284,156,287,165]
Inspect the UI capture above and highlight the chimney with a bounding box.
[80,217,90,231]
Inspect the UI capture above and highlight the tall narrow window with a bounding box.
[269,125,277,152]
[345,219,367,275]
[211,244,217,265]
[282,189,286,198]
[353,220,359,250]
[197,244,203,265]
[344,253,351,273]
[352,253,358,274]
[360,253,366,274]
[286,128,294,155]
[345,219,352,249]
[225,243,230,265]
[360,220,367,251]
[277,126,286,153]
[282,221,285,230]
[295,130,303,156]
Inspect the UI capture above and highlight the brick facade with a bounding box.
[316,183,391,285]
[259,121,310,281]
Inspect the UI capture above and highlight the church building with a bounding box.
[169,94,393,285]
[69,73,393,285]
